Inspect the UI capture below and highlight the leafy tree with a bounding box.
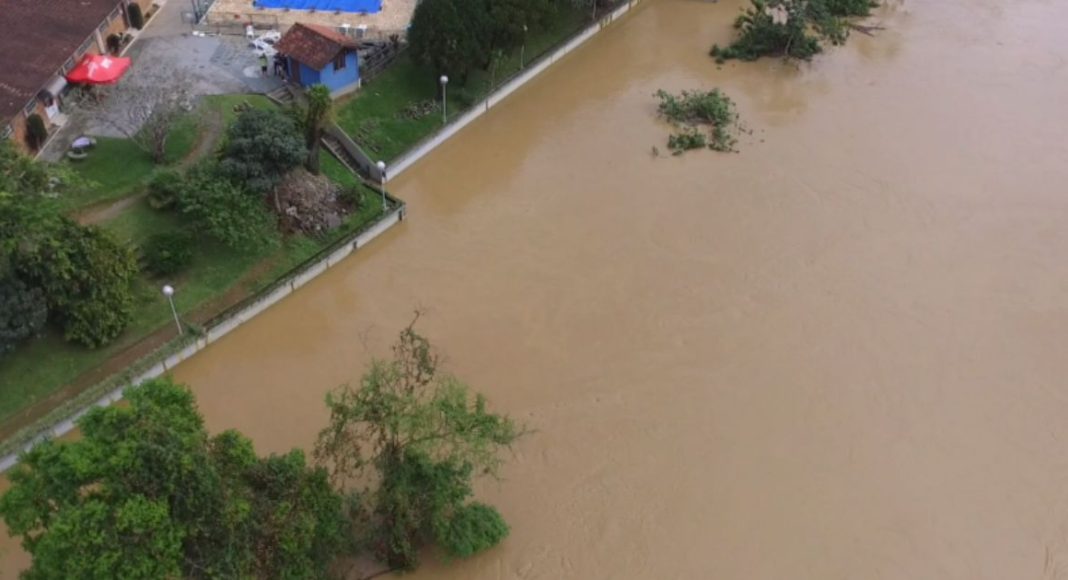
[176,163,279,251]
[315,316,523,571]
[0,378,348,580]
[408,0,486,85]
[15,220,137,347]
[486,0,555,54]
[711,0,876,62]
[294,85,333,176]
[0,276,48,355]
[220,108,306,194]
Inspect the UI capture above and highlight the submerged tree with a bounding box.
[315,315,523,571]
[0,379,347,579]
[711,0,877,62]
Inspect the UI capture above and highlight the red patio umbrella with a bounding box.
[65,54,132,85]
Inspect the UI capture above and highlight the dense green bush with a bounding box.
[141,231,195,277]
[434,502,510,560]
[147,168,184,210]
[0,276,48,355]
[25,114,48,151]
[177,163,279,251]
[16,220,137,347]
[219,109,306,194]
[339,184,366,209]
[128,3,145,29]
[655,89,739,153]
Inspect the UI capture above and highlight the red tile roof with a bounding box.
[0,0,124,119]
[276,22,358,70]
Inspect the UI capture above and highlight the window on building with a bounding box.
[23,99,37,117]
[98,18,111,34]
[61,57,76,74]
[334,53,347,71]
[1,124,12,140]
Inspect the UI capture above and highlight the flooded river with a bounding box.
[6,0,1068,577]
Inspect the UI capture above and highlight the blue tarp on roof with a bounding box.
[254,0,381,13]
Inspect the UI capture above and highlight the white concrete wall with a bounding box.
[388,0,643,178]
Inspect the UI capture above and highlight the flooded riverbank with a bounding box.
[6,0,1068,577]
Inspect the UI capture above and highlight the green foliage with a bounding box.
[0,276,48,355]
[146,168,183,210]
[339,184,366,208]
[435,502,509,560]
[711,0,822,62]
[128,3,144,29]
[655,89,739,154]
[141,230,195,277]
[316,318,522,570]
[408,0,485,84]
[710,0,876,62]
[0,378,348,580]
[25,114,49,151]
[177,163,279,251]
[220,108,306,193]
[15,220,137,347]
[408,0,561,84]
[666,128,708,154]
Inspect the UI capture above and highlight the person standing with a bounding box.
[260,54,269,77]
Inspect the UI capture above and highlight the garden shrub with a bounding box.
[25,114,48,151]
[177,163,279,251]
[142,231,195,277]
[0,276,48,355]
[16,220,137,347]
[219,109,306,194]
[147,168,184,210]
[339,184,366,209]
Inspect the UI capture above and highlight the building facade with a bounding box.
[276,23,361,97]
[0,0,153,154]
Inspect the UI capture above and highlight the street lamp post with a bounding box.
[439,75,449,124]
[520,24,528,69]
[375,160,388,214]
[162,284,182,335]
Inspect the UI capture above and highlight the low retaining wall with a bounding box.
[387,0,644,178]
[0,202,406,473]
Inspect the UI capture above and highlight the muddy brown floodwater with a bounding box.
[6,0,1068,577]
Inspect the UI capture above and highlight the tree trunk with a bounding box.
[306,134,321,175]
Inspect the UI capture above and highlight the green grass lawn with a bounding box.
[335,5,587,161]
[0,149,388,424]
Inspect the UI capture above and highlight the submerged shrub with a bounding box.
[655,89,739,154]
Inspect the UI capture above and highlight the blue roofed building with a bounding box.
[276,23,361,97]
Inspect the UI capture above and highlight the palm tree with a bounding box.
[298,84,332,175]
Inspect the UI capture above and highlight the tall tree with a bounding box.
[0,378,348,580]
[407,0,486,85]
[315,316,523,571]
